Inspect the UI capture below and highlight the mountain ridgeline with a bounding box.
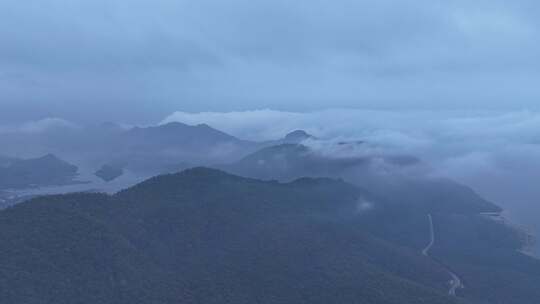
[0,154,79,190]
[0,167,537,304]
[1,168,459,304]
[0,122,320,177]
[0,123,538,304]
[220,143,500,215]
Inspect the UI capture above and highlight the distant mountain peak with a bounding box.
[39,153,61,161]
[195,123,212,129]
[283,130,314,143]
[126,122,239,141]
[180,166,232,177]
[0,154,78,190]
[159,121,190,129]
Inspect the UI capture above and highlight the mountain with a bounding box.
[95,163,125,182]
[217,144,540,304]
[0,123,535,303]
[101,125,320,175]
[0,121,262,176]
[0,155,16,168]
[221,143,500,215]
[0,154,79,189]
[1,168,537,303]
[281,129,315,143]
[0,122,317,177]
[123,122,243,147]
[91,122,263,174]
[221,143,369,181]
[0,167,467,304]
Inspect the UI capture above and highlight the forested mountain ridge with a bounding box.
[222,143,501,215]
[0,154,79,190]
[0,134,537,304]
[0,168,467,304]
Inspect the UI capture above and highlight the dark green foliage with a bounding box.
[222,143,501,215]
[0,168,460,304]
[95,164,124,182]
[220,143,370,181]
[429,214,540,304]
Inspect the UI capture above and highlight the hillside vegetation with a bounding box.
[0,168,461,304]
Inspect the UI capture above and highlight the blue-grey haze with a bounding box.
[1,0,540,123]
[2,0,540,252]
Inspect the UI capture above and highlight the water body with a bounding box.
[0,167,149,208]
[472,187,540,257]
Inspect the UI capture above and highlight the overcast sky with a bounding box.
[1,0,540,123]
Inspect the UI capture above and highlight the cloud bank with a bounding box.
[0,118,79,134]
[163,109,540,243]
[2,109,540,250]
[2,0,540,123]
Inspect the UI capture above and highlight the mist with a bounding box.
[3,109,539,238]
[162,109,540,251]
[2,1,540,302]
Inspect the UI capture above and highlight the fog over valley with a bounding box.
[2,109,540,255]
[2,0,540,303]
[162,109,540,248]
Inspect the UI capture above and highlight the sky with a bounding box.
[1,0,540,123]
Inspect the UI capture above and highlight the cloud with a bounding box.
[0,118,79,134]
[162,109,540,167]
[162,109,540,235]
[20,118,79,134]
[161,108,540,166]
[356,198,375,214]
[2,0,540,123]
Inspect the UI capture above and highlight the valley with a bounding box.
[0,122,537,304]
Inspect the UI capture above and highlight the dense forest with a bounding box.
[0,168,536,304]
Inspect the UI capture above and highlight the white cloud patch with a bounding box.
[162,109,540,237]
[0,118,79,134]
[162,109,540,159]
[2,0,540,123]
[356,198,375,214]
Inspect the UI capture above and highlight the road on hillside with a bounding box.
[422,214,435,256]
[422,214,464,296]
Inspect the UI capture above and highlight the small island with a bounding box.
[95,164,124,182]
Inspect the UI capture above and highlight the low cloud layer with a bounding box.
[163,109,540,179]
[2,108,540,249]
[162,109,540,153]
[164,109,540,241]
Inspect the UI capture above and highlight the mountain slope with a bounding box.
[0,168,461,304]
[221,143,369,181]
[123,122,243,148]
[101,122,262,174]
[0,154,79,190]
[220,144,540,303]
[222,143,500,215]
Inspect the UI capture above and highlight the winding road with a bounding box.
[422,214,464,297]
[422,214,435,256]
